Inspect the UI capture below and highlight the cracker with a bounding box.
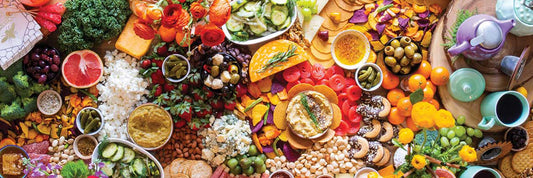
[499,154,520,178]
[334,0,364,12]
[512,143,533,173]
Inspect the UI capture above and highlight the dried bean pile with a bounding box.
[155,127,204,167]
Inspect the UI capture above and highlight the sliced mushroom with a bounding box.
[351,136,370,159]
[378,122,394,142]
[364,119,382,139]
[376,147,391,166]
[378,97,391,117]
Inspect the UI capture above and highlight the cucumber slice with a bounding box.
[120,168,132,178]
[230,0,248,12]
[148,161,160,176]
[101,161,115,176]
[110,145,124,162]
[226,16,244,32]
[244,1,261,12]
[270,0,288,5]
[249,19,267,35]
[120,147,135,163]
[236,8,255,18]
[272,5,288,14]
[263,3,272,19]
[101,143,118,159]
[271,10,287,26]
[278,17,291,30]
[132,158,148,176]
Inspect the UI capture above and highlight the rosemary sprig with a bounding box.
[257,44,298,73]
[299,93,322,132]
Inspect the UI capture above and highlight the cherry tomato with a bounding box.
[300,77,315,85]
[345,85,362,101]
[346,121,361,136]
[348,106,362,124]
[283,66,300,83]
[328,74,346,92]
[311,64,326,80]
[297,61,312,78]
[326,65,345,78]
[334,120,350,136]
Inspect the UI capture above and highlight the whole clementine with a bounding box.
[382,71,400,90]
[397,97,412,117]
[387,88,405,106]
[158,25,177,42]
[388,107,406,125]
[414,60,431,79]
[406,117,420,131]
[430,66,450,86]
[423,87,434,101]
[428,98,440,110]
[408,74,427,92]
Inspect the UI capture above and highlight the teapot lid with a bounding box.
[514,0,533,25]
[474,21,503,49]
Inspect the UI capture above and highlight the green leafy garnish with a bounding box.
[60,160,90,178]
[409,88,424,104]
[257,45,298,73]
[299,93,321,132]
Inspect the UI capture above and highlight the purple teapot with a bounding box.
[448,14,515,60]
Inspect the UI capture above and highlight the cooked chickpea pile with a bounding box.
[48,136,77,166]
[266,136,364,177]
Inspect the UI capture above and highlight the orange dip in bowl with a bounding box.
[331,30,370,70]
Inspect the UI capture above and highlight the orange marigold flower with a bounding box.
[411,155,427,169]
[190,2,207,19]
[411,102,436,129]
[459,145,477,162]
[435,109,455,128]
[162,4,190,29]
[398,128,414,144]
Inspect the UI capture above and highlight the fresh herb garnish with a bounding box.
[376,4,394,13]
[299,93,321,132]
[258,45,298,73]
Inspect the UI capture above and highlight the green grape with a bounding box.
[301,8,312,21]
[440,137,450,147]
[439,128,449,136]
[465,137,473,145]
[447,130,456,139]
[459,133,467,140]
[456,115,466,125]
[311,4,317,14]
[473,129,483,138]
[454,126,466,137]
[309,0,317,7]
[450,137,460,146]
[466,127,475,137]
[460,141,467,146]
[226,158,239,169]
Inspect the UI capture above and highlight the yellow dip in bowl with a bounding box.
[286,91,333,139]
[331,30,370,70]
[127,104,173,150]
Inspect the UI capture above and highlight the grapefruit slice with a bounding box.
[61,50,103,88]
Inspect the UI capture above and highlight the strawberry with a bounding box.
[164,83,175,92]
[192,88,205,101]
[174,120,187,128]
[179,83,189,93]
[188,72,202,86]
[204,87,215,99]
[154,85,163,97]
[156,44,169,56]
[210,99,224,110]
[39,3,66,14]
[152,59,164,68]
[151,69,165,84]
[177,102,192,122]
[235,83,247,97]
[189,121,201,131]
[183,95,192,103]
[141,59,151,69]
[224,101,236,110]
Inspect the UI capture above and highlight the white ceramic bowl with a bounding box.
[127,103,173,150]
[162,54,191,83]
[269,170,294,178]
[354,167,379,178]
[355,63,383,92]
[73,134,98,160]
[222,6,298,45]
[91,138,164,177]
[76,107,104,136]
[37,90,62,115]
[331,30,371,70]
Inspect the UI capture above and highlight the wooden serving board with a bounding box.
[429,0,533,132]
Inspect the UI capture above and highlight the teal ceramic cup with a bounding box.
[478,91,529,130]
[460,166,501,178]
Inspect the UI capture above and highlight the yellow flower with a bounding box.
[411,154,427,169]
[435,109,455,128]
[411,102,436,128]
[459,145,477,162]
[398,128,414,144]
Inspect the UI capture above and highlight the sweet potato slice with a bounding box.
[312,129,335,143]
[257,77,272,93]
[313,85,338,104]
[331,103,342,129]
[287,83,314,98]
[273,101,289,130]
[287,129,313,150]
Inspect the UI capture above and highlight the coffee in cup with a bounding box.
[479,91,529,130]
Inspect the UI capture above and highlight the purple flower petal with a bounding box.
[349,9,368,24]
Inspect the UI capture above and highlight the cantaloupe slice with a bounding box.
[314,85,338,104]
[249,40,309,82]
[115,15,153,59]
[273,101,288,130]
[287,129,313,149]
[331,103,342,129]
[287,83,314,98]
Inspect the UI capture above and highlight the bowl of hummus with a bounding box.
[127,104,173,150]
[286,91,333,139]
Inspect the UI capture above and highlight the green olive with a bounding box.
[384,46,395,56]
[211,66,220,77]
[400,66,411,74]
[410,43,418,51]
[390,39,401,48]
[229,64,239,74]
[230,73,240,84]
[392,65,401,73]
[400,37,412,47]
[384,56,397,67]
[404,46,415,58]
[394,47,405,59]
[412,53,422,64]
[400,56,410,66]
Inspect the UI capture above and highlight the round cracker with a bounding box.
[314,85,339,104]
[288,83,315,98]
[334,0,364,12]
[287,129,314,149]
[499,154,520,178]
[308,56,336,69]
[322,1,356,22]
[312,37,332,54]
[321,18,349,31]
[313,129,335,143]
[512,144,533,173]
[310,47,333,61]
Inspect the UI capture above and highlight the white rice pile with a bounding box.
[97,50,149,140]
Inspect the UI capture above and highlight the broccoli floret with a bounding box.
[0,60,23,82]
[30,83,49,94]
[0,99,26,121]
[0,77,16,103]
[13,71,30,90]
[22,97,37,114]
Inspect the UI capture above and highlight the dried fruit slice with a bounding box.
[287,83,314,98]
[314,85,338,104]
[273,101,289,130]
[331,103,342,129]
[313,129,335,143]
[287,129,313,149]
[309,47,333,61]
[61,50,103,88]
[334,0,363,13]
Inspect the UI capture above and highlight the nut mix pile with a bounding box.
[155,127,204,167]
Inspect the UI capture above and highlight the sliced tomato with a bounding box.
[348,106,362,123]
[297,61,312,78]
[326,65,345,78]
[341,99,356,116]
[334,120,350,136]
[345,85,362,101]
[346,121,361,136]
[345,78,356,86]
[328,74,346,92]
[318,79,329,86]
[286,81,301,91]
[300,77,315,86]
[337,93,349,106]
[283,66,300,83]
[311,63,326,80]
